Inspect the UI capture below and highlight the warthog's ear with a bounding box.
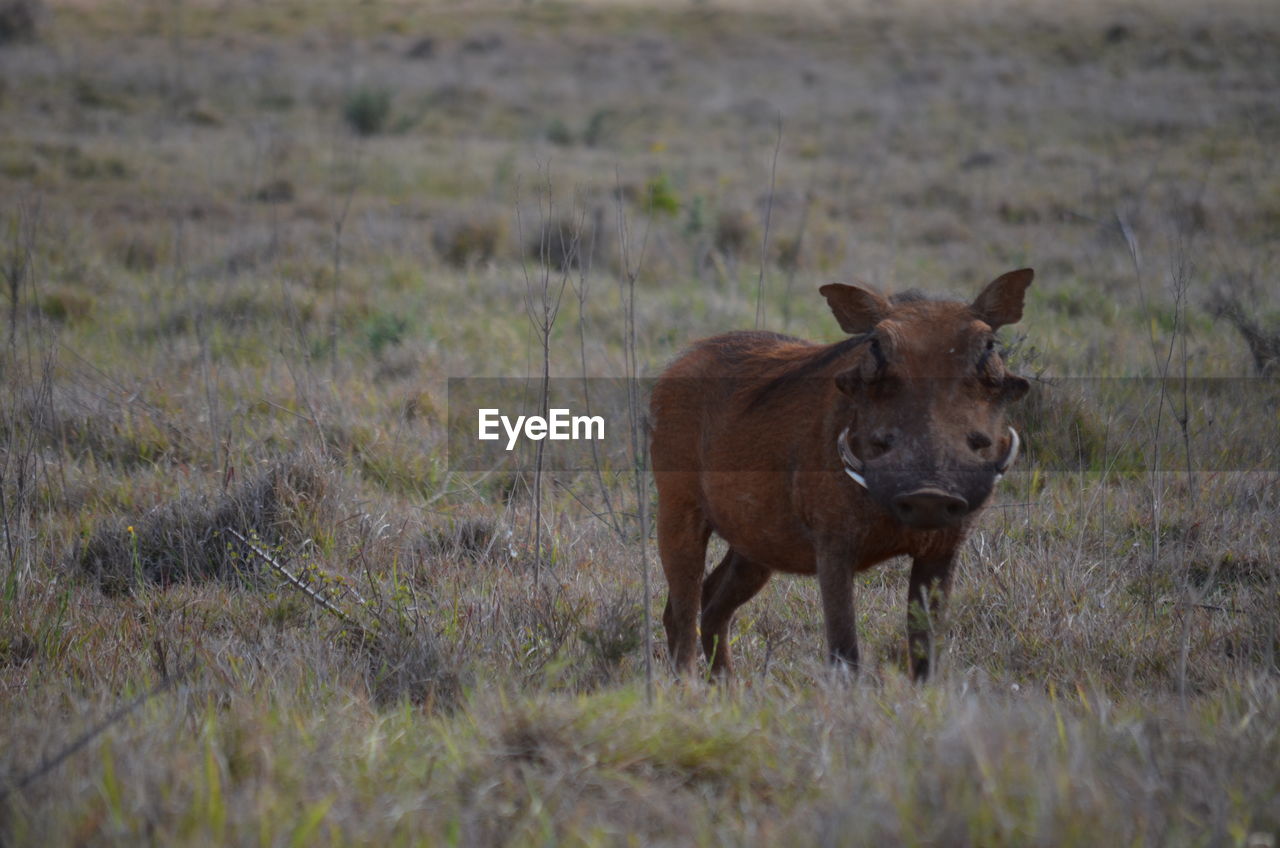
[819,283,891,334]
[972,268,1034,329]
[1002,374,1031,402]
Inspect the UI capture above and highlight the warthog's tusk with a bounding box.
[838,426,868,489]
[994,426,1020,482]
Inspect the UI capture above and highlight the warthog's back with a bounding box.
[650,329,829,470]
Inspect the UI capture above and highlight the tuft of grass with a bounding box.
[343,86,392,136]
[77,457,337,593]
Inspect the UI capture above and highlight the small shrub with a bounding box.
[579,592,643,681]
[461,32,503,53]
[424,83,492,119]
[683,195,706,237]
[998,201,1041,225]
[38,289,93,323]
[0,0,45,44]
[644,174,680,217]
[343,86,392,136]
[14,384,177,468]
[252,178,295,204]
[405,37,436,60]
[417,516,501,563]
[364,311,411,357]
[432,211,506,268]
[1208,290,1280,375]
[503,586,585,676]
[545,118,574,147]
[114,235,161,272]
[0,155,36,178]
[1016,380,1145,473]
[713,208,757,258]
[612,181,641,205]
[364,620,462,709]
[64,150,129,181]
[1104,22,1133,43]
[1045,287,1091,318]
[774,234,807,271]
[526,213,606,271]
[256,89,295,112]
[184,102,224,127]
[71,78,118,109]
[582,108,615,148]
[0,628,36,668]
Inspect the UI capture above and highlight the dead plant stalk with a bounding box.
[516,172,570,587]
[615,166,655,702]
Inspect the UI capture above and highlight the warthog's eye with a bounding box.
[976,338,1000,380]
[868,337,887,371]
[968,432,993,452]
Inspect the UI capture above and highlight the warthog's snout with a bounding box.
[891,488,969,529]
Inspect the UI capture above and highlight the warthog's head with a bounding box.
[820,269,1033,530]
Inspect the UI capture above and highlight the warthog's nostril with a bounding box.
[892,488,969,529]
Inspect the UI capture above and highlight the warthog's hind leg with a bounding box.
[700,548,771,677]
[656,481,711,676]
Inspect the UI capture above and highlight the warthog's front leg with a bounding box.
[817,551,859,670]
[907,555,955,681]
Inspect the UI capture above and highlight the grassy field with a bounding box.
[2,0,1279,844]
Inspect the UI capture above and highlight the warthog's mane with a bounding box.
[742,333,871,412]
[742,289,940,411]
[887,289,931,304]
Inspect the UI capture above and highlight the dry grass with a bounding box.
[1,0,1278,844]
[76,456,337,593]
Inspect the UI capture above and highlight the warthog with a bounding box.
[650,269,1033,679]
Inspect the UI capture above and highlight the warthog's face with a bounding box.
[821,269,1033,530]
